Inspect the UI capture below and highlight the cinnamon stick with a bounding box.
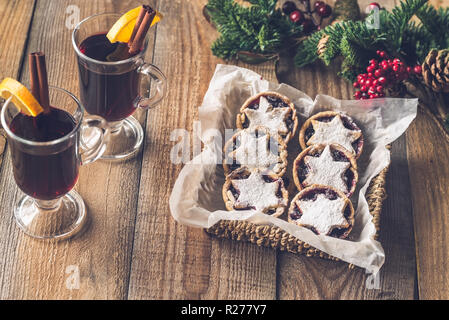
[128,6,147,46]
[29,52,50,113]
[128,5,156,55]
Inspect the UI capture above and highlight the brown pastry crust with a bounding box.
[223,127,288,177]
[299,111,364,159]
[236,91,298,144]
[288,185,355,239]
[292,143,358,197]
[222,167,288,218]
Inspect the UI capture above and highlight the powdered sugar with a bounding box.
[296,194,348,235]
[232,130,281,172]
[303,145,351,193]
[244,96,289,135]
[231,171,285,212]
[308,115,361,153]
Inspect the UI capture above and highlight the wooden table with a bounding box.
[0,0,448,300]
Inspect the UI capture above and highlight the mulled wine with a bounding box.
[9,107,79,200]
[77,32,140,122]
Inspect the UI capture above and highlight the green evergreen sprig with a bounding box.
[295,0,449,81]
[206,0,302,62]
[206,0,449,82]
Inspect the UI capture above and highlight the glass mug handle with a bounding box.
[136,63,167,109]
[79,115,110,165]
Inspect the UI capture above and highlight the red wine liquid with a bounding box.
[78,32,140,122]
[9,107,79,200]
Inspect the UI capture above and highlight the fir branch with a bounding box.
[384,0,428,51]
[294,0,437,73]
[294,30,324,67]
[416,4,449,49]
[401,22,435,64]
[207,0,302,60]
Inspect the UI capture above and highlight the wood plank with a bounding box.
[276,0,416,299]
[0,0,36,298]
[127,0,277,299]
[0,0,153,299]
[407,109,449,300]
[277,136,416,300]
[406,0,449,300]
[0,0,36,170]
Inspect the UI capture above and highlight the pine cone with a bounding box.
[422,49,449,93]
[317,34,329,57]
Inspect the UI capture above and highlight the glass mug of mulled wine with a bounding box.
[1,87,110,240]
[72,13,167,161]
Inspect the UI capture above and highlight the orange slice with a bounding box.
[106,6,163,43]
[0,78,44,117]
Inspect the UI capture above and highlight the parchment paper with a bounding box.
[169,64,418,274]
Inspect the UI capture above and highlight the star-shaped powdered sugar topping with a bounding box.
[303,145,351,193]
[231,130,280,171]
[296,194,348,235]
[244,96,289,135]
[308,115,361,154]
[231,171,285,212]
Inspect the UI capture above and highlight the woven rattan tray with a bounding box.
[206,164,389,268]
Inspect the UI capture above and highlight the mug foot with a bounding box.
[14,190,87,240]
[98,116,144,161]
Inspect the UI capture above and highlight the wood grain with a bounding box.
[407,107,449,299]
[0,0,448,300]
[0,0,153,299]
[127,0,277,299]
[0,0,36,169]
[0,132,5,168]
[406,0,449,300]
[0,0,36,298]
[276,0,416,300]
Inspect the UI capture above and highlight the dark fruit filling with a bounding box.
[304,115,362,154]
[242,95,294,133]
[275,183,283,198]
[299,187,338,202]
[331,149,347,161]
[290,190,352,237]
[262,174,277,183]
[229,163,240,171]
[344,170,355,192]
[230,184,239,198]
[290,203,302,220]
[230,173,283,211]
[328,205,352,238]
[226,133,282,172]
[296,147,354,192]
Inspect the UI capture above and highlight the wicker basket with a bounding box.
[205,164,389,268]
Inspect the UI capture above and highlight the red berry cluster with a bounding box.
[353,51,422,100]
[282,1,332,34]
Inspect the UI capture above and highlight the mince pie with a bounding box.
[236,91,298,143]
[299,111,364,158]
[288,185,354,239]
[223,167,288,217]
[293,144,358,197]
[223,127,288,177]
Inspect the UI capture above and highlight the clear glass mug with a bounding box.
[1,86,109,240]
[72,13,167,161]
